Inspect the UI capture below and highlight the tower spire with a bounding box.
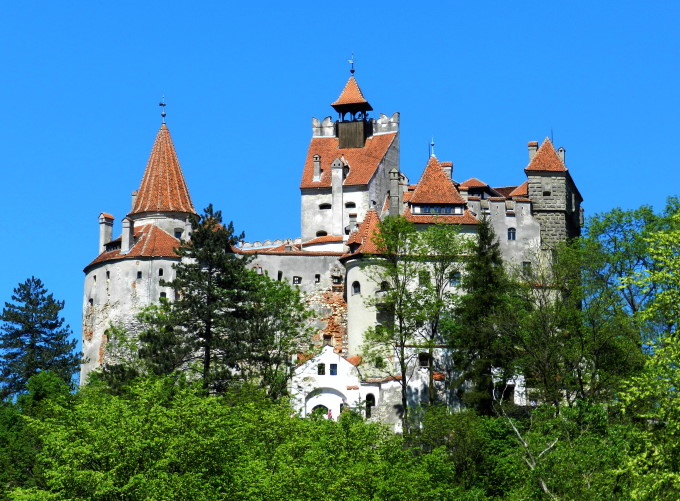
[159,96,167,124]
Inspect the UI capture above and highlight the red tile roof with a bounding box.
[300,133,397,188]
[345,355,363,366]
[100,212,114,220]
[331,76,372,110]
[85,224,181,270]
[403,207,479,225]
[410,156,466,205]
[525,137,567,172]
[129,124,196,216]
[346,209,381,255]
[509,181,529,197]
[460,177,488,188]
[302,235,345,246]
[493,186,517,198]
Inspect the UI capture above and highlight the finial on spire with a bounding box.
[159,96,167,124]
[429,137,436,158]
[348,53,355,75]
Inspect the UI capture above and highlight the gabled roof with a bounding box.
[85,224,180,270]
[509,180,529,197]
[345,209,381,255]
[300,133,397,188]
[525,137,567,172]
[331,76,373,112]
[129,124,196,216]
[459,177,488,188]
[410,156,466,205]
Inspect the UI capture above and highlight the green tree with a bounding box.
[362,215,424,431]
[0,277,79,399]
[448,217,517,415]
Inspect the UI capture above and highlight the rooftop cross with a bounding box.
[348,53,355,75]
[159,96,167,124]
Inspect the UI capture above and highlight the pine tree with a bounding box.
[0,277,79,399]
[449,217,517,415]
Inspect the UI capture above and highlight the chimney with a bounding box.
[121,217,134,253]
[98,213,114,254]
[557,146,566,164]
[528,141,539,162]
[348,213,358,233]
[389,168,401,216]
[441,161,453,179]
[131,190,138,211]
[313,154,321,181]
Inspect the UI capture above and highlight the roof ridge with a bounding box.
[410,156,466,205]
[129,124,197,216]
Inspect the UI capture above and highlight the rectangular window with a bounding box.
[444,207,452,214]
[317,363,325,375]
[423,206,431,214]
[330,364,337,375]
[293,276,301,285]
[449,272,461,287]
[315,274,321,283]
[522,261,532,276]
[433,206,441,214]
[106,271,110,280]
[137,271,142,279]
[454,206,463,214]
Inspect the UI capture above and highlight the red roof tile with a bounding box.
[300,133,397,188]
[525,137,567,172]
[345,355,363,366]
[346,209,381,255]
[100,212,114,220]
[403,207,479,225]
[129,124,196,216]
[460,177,488,188]
[302,235,345,246]
[509,181,529,197]
[493,186,517,198]
[331,76,372,110]
[85,224,181,270]
[410,156,466,205]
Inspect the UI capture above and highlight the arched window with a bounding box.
[366,393,375,418]
[507,227,516,241]
[449,272,461,287]
[319,203,331,210]
[352,281,361,295]
[158,268,164,277]
[316,230,328,237]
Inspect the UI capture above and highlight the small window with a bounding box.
[88,298,93,306]
[419,270,430,287]
[277,271,283,281]
[433,206,442,214]
[106,271,110,280]
[330,364,337,376]
[316,230,327,237]
[319,203,332,210]
[93,275,97,283]
[444,207,452,214]
[449,272,461,287]
[366,393,375,418]
[543,190,551,197]
[159,292,167,299]
[345,202,356,209]
[174,230,183,239]
[352,281,361,295]
[317,363,325,375]
[522,261,532,275]
[159,268,164,277]
[293,276,302,285]
[137,271,142,279]
[454,206,463,214]
[508,228,516,241]
[418,352,431,368]
[423,206,431,214]
[332,275,342,285]
[315,274,321,283]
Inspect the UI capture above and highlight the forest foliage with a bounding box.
[2,200,680,499]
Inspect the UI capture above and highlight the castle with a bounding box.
[82,72,582,426]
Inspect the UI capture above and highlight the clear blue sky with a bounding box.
[1,2,679,352]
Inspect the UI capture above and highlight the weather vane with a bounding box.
[430,137,436,158]
[348,53,355,75]
[159,96,167,124]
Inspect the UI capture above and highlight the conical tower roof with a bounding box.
[129,124,196,216]
[525,137,567,172]
[331,76,373,113]
[410,156,466,205]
